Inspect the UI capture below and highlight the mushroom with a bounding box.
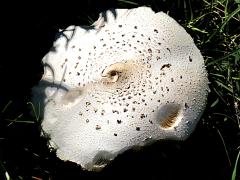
[32,7,209,171]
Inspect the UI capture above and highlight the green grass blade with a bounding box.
[215,80,233,93]
[211,98,219,107]
[0,160,11,180]
[216,128,231,167]
[213,112,236,122]
[209,73,225,78]
[206,6,240,42]
[207,48,240,66]
[27,102,40,123]
[1,101,12,113]
[5,119,35,124]
[212,87,228,104]
[231,149,240,180]
[232,77,240,80]
[219,5,240,32]
[235,96,240,102]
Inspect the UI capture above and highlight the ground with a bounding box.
[0,0,239,179]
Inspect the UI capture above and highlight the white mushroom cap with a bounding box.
[32,7,209,171]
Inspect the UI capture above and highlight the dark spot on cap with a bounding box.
[189,56,192,62]
[161,64,171,70]
[96,125,101,130]
[86,102,91,106]
[136,127,140,131]
[117,120,122,124]
[112,110,119,114]
[75,62,79,69]
[118,25,122,28]
[134,26,137,29]
[114,133,117,136]
[154,29,158,33]
[140,114,146,119]
[166,48,171,53]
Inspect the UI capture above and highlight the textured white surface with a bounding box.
[32,7,209,171]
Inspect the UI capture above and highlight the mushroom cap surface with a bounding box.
[32,7,209,171]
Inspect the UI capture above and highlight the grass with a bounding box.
[232,149,240,180]
[0,0,239,179]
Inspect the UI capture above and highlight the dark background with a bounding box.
[0,1,239,179]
